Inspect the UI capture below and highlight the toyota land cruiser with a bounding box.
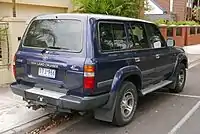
[11,13,188,126]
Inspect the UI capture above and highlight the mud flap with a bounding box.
[94,92,117,122]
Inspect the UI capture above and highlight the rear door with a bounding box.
[94,21,132,94]
[16,19,86,95]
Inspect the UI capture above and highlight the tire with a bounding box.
[113,81,138,126]
[170,63,186,93]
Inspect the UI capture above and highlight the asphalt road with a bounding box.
[52,64,200,134]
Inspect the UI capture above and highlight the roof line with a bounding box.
[150,0,167,12]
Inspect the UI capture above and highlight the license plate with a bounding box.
[38,67,56,78]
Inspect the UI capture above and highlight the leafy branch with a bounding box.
[72,0,148,18]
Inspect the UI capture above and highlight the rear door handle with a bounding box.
[135,57,140,63]
[155,54,160,59]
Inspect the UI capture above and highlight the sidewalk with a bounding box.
[183,44,200,64]
[183,44,200,55]
[0,86,49,133]
[186,54,200,64]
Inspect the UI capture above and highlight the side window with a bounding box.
[145,24,166,48]
[99,22,128,52]
[128,22,149,49]
[112,24,128,50]
[99,23,113,51]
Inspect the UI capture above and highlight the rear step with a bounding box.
[141,80,173,95]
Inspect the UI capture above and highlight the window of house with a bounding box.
[0,44,2,61]
[167,27,173,37]
[197,27,200,34]
[0,24,9,64]
[145,23,166,48]
[176,27,182,36]
[0,32,3,61]
[99,22,128,52]
[190,27,196,35]
[127,22,149,49]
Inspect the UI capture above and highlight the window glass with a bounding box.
[0,43,2,60]
[127,23,149,49]
[176,27,182,36]
[197,27,200,34]
[99,23,127,52]
[146,24,166,48]
[23,19,83,52]
[99,23,113,51]
[190,27,196,35]
[167,27,173,37]
[112,24,128,50]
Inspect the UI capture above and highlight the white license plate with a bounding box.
[38,67,56,78]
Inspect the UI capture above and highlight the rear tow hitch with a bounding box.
[26,100,46,110]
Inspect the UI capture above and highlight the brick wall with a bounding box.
[173,0,187,21]
[159,25,200,46]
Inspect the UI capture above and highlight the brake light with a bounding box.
[13,55,16,78]
[84,65,95,92]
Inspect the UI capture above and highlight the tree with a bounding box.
[72,0,148,18]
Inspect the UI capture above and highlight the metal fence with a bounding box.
[0,22,9,68]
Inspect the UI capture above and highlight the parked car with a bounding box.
[11,13,188,126]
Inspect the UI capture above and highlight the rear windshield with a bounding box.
[23,19,83,52]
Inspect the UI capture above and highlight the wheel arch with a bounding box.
[111,65,142,92]
[180,58,188,68]
[123,74,142,91]
[177,53,188,69]
[94,65,142,122]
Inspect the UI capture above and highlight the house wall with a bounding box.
[16,4,67,19]
[173,0,188,21]
[0,3,13,17]
[0,2,69,20]
[0,0,72,8]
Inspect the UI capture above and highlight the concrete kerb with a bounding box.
[2,114,51,134]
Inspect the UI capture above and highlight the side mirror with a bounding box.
[166,38,175,47]
[17,37,21,41]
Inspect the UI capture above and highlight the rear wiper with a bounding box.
[41,47,61,54]
[47,46,70,50]
[47,46,62,49]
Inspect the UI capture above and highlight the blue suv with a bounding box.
[11,13,188,126]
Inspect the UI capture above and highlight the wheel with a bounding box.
[113,81,138,126]
[170,63,186,93]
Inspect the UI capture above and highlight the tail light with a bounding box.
[83,65,95,92]
[13,55,16,78]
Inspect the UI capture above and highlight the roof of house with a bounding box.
[150,0,167,12]
[145,14,173,21]
[153,0,170,13]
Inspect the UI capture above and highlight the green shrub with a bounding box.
[154,19,200,26]
[72,0,148,18]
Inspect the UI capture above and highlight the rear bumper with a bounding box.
[10,82,109,111]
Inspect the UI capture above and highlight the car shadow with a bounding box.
[58,89,175,134]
